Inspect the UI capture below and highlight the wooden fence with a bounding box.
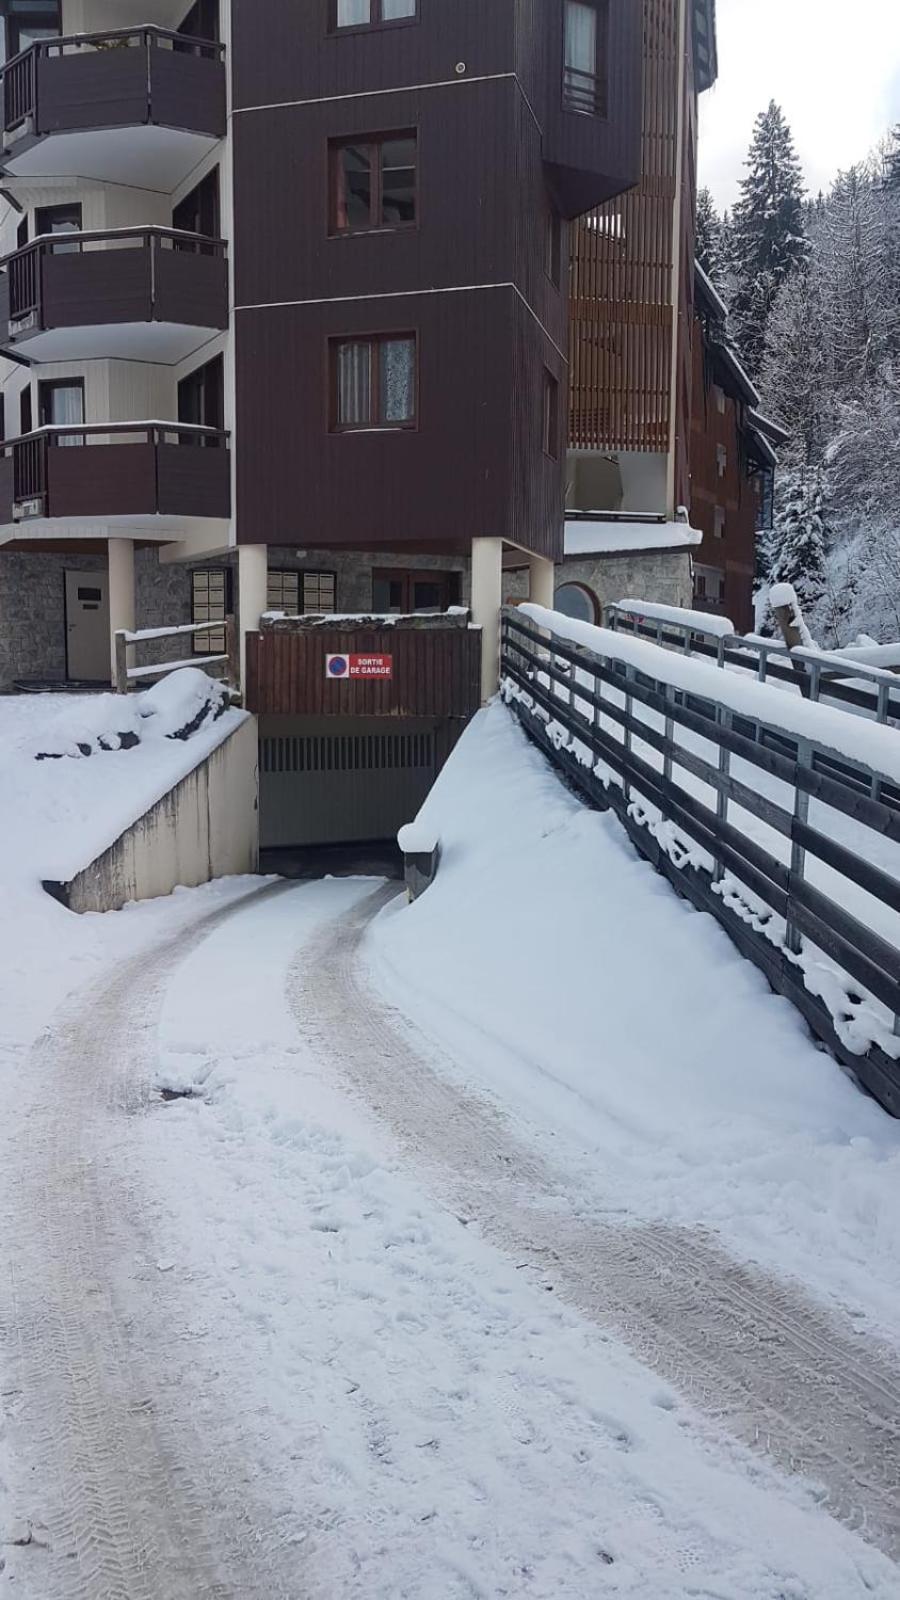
[501,608,900,1118]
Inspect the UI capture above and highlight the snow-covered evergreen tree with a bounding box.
[695,186,722,280]
[768,469,827,610]
[730,102,809,375]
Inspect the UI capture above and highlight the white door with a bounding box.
[65,571,110,683]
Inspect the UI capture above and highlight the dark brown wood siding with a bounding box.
[245,624,482,719]
[231,0,640,564]
[690,317,761,633]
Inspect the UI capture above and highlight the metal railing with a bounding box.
[562,63,606,116]
[1,25,224,136]
[4,422,229,516]
[501,607,900,1119]
[605,601,900,726]
[3,227,226,324]
[2,227,228,324]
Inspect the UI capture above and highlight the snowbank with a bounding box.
[611,597,735,636]
[369,703,900,1340]
[564,519,703,556]
[35,668,229,758]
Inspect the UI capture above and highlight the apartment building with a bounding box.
[0,0,642,696]
[550,0,718,624]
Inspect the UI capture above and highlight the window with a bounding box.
[331,133,416,234]
[177,0,219,41]
[694,565,724,604]
[554,583,598,623]
[20,385,32,436]
[191,568,228,654]
[178,354,224,441]
[372,568,461,613]
[267,570,337,615]
[332,0,416,29]
[38,378,84,445]
[714,505,726,539]
[716,444,727,479]
[713,383,726,415]
[547,210,563,288]
[543,369,560,460]
[5,0,61,58]
[173,169,220,239]
[331,334,416,430]
[35,203,82,254]
[563,0,608,116]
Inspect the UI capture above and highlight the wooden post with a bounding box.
[114,630,130,695]
[772,594,812,700]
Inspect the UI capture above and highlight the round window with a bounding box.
[553,583,598,623]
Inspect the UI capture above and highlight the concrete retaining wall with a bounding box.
[53,717,259,914]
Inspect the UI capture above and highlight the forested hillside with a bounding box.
[699,108,900,644]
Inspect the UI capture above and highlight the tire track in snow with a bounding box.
[289,883,900,1564]
[0,881,301,1600]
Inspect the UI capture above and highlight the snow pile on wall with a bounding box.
[369,703,900,1341]
[35,669,229,760]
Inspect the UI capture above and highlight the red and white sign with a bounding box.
[326,653,394,681]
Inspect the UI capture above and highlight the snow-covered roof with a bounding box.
[695,262,728,324]
[747,408,791,445]
[564,518,703,557]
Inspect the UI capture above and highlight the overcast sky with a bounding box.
[699,0,900,212]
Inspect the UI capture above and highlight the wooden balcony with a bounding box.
[0,423,231,528]
[0,228,228,363]
[0,27,226,190]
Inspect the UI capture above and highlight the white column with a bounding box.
[108,537,135,688]
[238,543,268,692]
[471,536,503,704]
[528,553,555,611]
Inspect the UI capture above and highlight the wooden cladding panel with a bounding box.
[569,0,680,454]
[245,626,482,720]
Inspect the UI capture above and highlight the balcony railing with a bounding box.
[1,25,225,143]
[0,422,231,525]
[2,227,228,341]
[562,64,607,118]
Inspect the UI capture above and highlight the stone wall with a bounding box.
[503,548,693,617]
[0,551,105,690]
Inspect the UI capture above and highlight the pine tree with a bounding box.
[768,468,827,609]
[730,102,809,375]
[885,126,900,191]
[695,186,722,280]
[760,265,828,465]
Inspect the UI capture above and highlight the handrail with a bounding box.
[0,24,224,75]
[1,227,227,269]
[4,421,229,449]
[500,607,900,1118]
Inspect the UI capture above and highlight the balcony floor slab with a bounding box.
[7,321,227,366]
[3,125,221,193]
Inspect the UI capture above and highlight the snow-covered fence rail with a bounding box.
[501,605,900,1118]
[115,617,238,695]
[605,601,900,725]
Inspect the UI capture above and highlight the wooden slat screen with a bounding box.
[569,0,679,454]
[245,623,482,720]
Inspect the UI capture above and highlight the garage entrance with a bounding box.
[259,715,443,849]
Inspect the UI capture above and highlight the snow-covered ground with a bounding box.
[1,692,900,1596]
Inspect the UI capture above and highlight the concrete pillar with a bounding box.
[238,543,268,692]
[528,552,555,611]
[471,536,503,703]
[108,538,135,688]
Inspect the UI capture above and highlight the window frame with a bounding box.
[562,0,609,119]
[38,376,85,433]
[372,567,461,614]
[713,505,726,540]
[542,368,561,461]
[329,130,418,237]
[328,0,418,35]
[329,331,419,433]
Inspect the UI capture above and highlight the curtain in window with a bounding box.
[382,0,416,17]
[381,338,415,423]
[337,341,371,425]
[336,0,369,24]
[565,1,597,74]
[48,383,83,447]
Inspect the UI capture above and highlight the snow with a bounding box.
[371,702,900,1342]
[0,679,246,886]
[611,596,736,636]
[261,611,465,625]
[564,518,704,555]
[520,602,900,783]
[0,696,899,1592]
[397,820,438,854]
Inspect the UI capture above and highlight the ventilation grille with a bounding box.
[261,732,435,775]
